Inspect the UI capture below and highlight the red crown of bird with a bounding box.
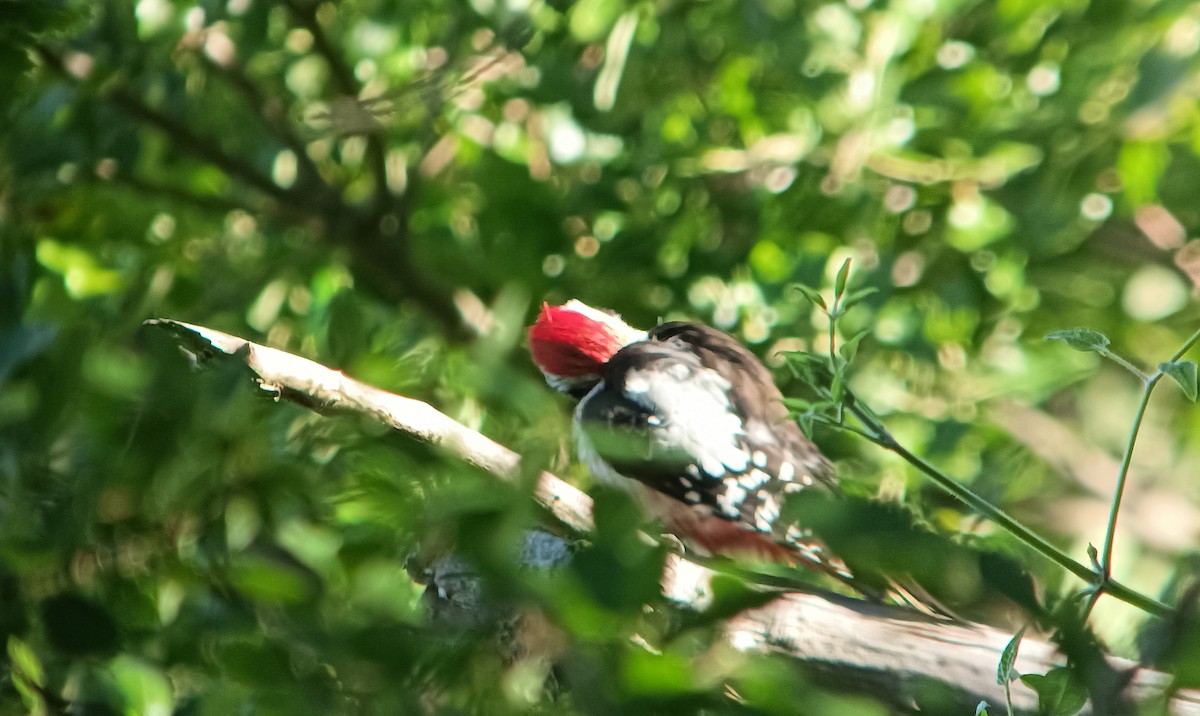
[527,300,645,379]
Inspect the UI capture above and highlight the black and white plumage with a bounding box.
[528,303,841,568]
[529,303,966,616]
[574,322,837,559]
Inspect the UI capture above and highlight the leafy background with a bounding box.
[3,0,1200,712]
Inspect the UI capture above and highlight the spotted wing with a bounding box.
[577,332,834,544]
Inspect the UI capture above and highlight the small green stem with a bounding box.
[1100,349,1151,383]
[809,301,1193,618]
[1082,587,1102,618]
[844,401,1172,617]
[1094,382,1155,576]
[849,404,1090,582]
[1105,576,1168,616]
[827,306,838,361]
[828,421,876,441]
[1086,327,1200,615]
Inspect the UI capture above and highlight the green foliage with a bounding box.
[1019,668,1087,716]
[1160,360,1199,402]
[1045,329,1111,355]
[4,0,1200,711]
[998,627,1024,703]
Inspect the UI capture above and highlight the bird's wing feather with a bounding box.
[577,337,831,541]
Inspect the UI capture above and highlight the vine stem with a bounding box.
[1087,326,1200,616]
[843,401,1172,617]
[1100,350,1151,382]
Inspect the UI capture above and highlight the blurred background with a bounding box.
[3,0,1200,712]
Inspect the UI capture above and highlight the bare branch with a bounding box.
[145,318,1200,715]
[144,318,592,533]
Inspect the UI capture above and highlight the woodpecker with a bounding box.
[527,300,849,576]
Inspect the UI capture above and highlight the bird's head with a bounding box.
[528,300,645,395]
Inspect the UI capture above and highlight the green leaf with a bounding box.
[838,330,868,365]
[797,412,815,437]
[997,627,1025,684]
[1159,360,1198,401]
[1117,140,1169,207]
[1045,328,1110,354]
[573,544,666,611]
[620,649,698,696]
[0,323,56,382]
[782,397,814,411]
[1086,543,1100,571]
[214,638,295,687]
[1019,667,1087,716]
[568,0,622,41]
[781,350,830,385]
[792,283,826,309]
[840,286,879,310]
[833,258,851,301]
[829,370,844,403]
[7,636,45,714]
[975,702,990,716]
[327,289,366,367]
[694,574,783,624]
[228,552,320,605]
[40,592,119,657]
[110,656,174,716]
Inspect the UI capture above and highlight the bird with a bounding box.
[527,299,860,586]
[527,302,1051,622]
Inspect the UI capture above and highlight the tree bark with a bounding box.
[145,318,1200,715]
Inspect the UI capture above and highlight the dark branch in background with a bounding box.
[34,44,307,210]
[33,40,463,331]
[106,87,300,206]
[342,171,466,332]
[116,174,252,216]
[198,54,327,197]
[145,318,1200,716]
[282,0,358,96]
[281,0,390,211]
[280,0,461,330]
